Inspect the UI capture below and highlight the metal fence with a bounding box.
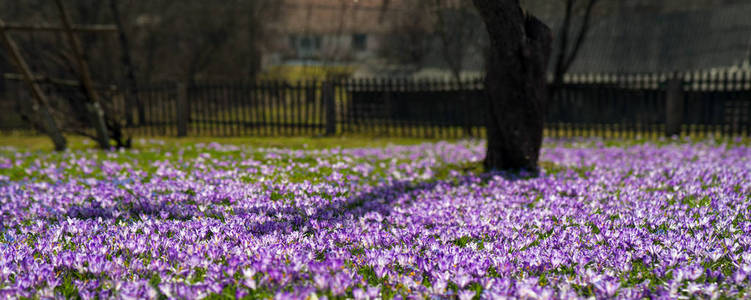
[2,69,751,138]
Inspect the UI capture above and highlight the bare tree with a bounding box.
[473,0,553,171]
[319,0,353,71]
[105,0,279,83]
[0,17,67,150]
[550,0,601,91]
[54,0,111,149]
[433,0,485,81]
[1,0,281,146]
[243,0,279,80]
[109,0,139,129]
[378,0,486,78]
[378,1,433,73]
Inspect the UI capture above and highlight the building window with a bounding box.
[298,35,322,51]
[300,36,312,50]
[313,36,322,50]
[352,34,367,51]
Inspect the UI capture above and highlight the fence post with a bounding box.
[176,82,188,137]
[323,81,336,136]
[665,76,684,137]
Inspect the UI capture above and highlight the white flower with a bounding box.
[158,284,172,298]
[243,268,256,280]
[458,290,475,300]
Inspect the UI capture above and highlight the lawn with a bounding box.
[0,138,750,299]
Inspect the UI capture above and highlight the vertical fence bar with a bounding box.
[176,82,188,137]
[171,83,177,136]
[222,82,230,136]
[711,71,720,136]
[259,80,267,136]
[230,82,239,136]
[193,83,200,136]
[202,82,210,136]
[341,79,346,135]
[279,81,286,136]
[223,81,231,136]
[204,82,212,136]
[217,82,225,136]
[685,71,695,137]
[159,84,167,136]
[270,80,277,136]
[208,82,216,136]
[260,81,267,136]
[744,70,749,136]
[722,70,730,137]
[253,81,262,136]
[323,81,336,136]
[207,81,215,136]
[301,80,307,135]
[655,72,664,138]
[346,79,354,135]
[665,74,684,137]
[242,81,250,136]
[297,80,303,135]
[269,81,276,136]
[727,70,743,136]
[145,87,153,136]
[162,84,169,136]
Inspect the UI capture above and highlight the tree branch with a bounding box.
[552,0,574,84]
[1,24,117,33]
[562,0,598,73]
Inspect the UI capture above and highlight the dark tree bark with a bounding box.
[472,0,553,171]
[54,0,111,150]
[0,17,67,151]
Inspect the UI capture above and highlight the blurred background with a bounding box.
[1,0,750,146]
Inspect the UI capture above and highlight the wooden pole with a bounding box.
[54,0,111,149]
[665,75,684,137]
[323,81,336,136]
[176,82,189,137]
[0,18,67,150]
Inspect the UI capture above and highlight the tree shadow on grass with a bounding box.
[62,165,539,238]
[240,169,538,236]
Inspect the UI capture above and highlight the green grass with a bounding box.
[3,123,749,153]
[0,134,457,152]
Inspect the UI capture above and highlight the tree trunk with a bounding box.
[0,18,68,151]
[54,0,111,150]
[473,0,553,171]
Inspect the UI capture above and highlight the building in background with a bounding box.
[263,0,487,79]
[265,0,408,67]
[265,0,751,76]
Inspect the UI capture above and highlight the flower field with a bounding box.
[1,140,750,299]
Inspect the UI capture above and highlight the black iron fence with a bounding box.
[547,71,751,138]
[334,78,486,138]
[2,69,751,138]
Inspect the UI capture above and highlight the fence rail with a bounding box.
[2,69,751,138]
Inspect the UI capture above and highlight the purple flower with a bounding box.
[458,290,475,300]
[1,140,750,298]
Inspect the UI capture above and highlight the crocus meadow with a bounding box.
[0,140,750,299]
